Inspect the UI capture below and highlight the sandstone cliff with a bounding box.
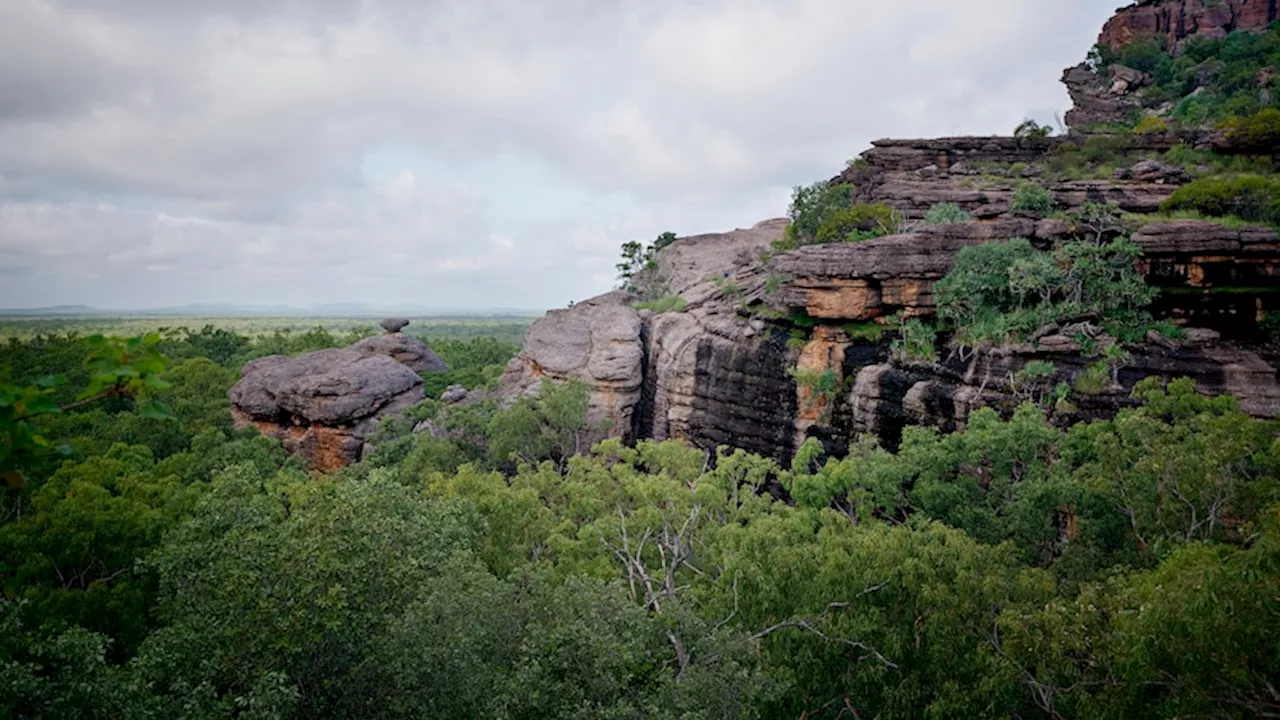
[1098,0,1277,53]
[489,2,1280,463]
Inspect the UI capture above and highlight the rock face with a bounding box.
[1098,0,1277,53]
[350,333,449,374]
[229,349,426,470]
[498,208,1279,462]
[229,331,451,470]
[499,291,646,443]
[492,3,1280,464]
[835,136,1185,221]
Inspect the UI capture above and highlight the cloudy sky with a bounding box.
[0,0,1121,311]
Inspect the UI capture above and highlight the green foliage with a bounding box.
[422,337,520,399]
[1008,181,1057,216]
[1160,174,1280,226]
[616,231,678,294]
[934,236,1156,347]
[1013,119,1053,141]
[1,335,176,491]
[814,202,898,244]
[1131,115,1168,135]
[774,183,899,250]
[635,295,687,314]
[922,202,972,225]
[3,302,1280,719]
[1091,23,1280,129]
[890,316,938,363]
[1222,107,1280,151]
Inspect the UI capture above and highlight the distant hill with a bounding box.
[0,304,545,318]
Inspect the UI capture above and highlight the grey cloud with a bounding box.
[0,0,1122,310]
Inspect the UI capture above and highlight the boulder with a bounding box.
[229,348,425,470]
[350,333,449,374]
[380,317,411,334]
[498,291,646,443]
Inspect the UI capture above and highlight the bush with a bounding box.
[935,236,1156,346]
[1132,115,1169,135]
[814,202,899,243]
[1160,174,1280,225]
[923,202,972,225]
[1221,108,1280,152]
[785,182,855,244]
[1008,181,1057,217]
[891,317,938,363]
[1014,120,1052,141]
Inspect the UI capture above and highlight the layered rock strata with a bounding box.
[228,327,449,470]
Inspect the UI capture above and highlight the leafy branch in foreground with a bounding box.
[1,334,174,489]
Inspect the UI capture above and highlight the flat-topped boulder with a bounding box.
[229,331,450,470]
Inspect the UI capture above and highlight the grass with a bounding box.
[634,295,687,314]
[1122,210,1266,230]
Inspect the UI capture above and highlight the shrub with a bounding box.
[1014,120,1052,141]
[786,182,855,244]
[891,317,938,363]
[814,202,898,244]
[1132,116,1169,135]
[1160,174,1280,225]
[1008,181,1056,217]
[1221,108,1280,152]
[935,236,1156,346]
[923,202,972,225]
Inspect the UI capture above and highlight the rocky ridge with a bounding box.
[493,5,1280,461]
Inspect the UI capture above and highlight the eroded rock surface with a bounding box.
[499,291,646,443]
[230,348,426,470]
[350,333,449,374]
[1099,0,1277,53]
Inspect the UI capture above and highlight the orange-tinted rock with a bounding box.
[1099,0,1277,53]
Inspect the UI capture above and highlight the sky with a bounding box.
[0,0,1123,312]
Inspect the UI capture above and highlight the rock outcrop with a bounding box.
[499,291,646,444]
[849,338,1280,450]
[835,136,1185,220]
[350,333,449,374]
[229,325,449,470]
[488,2,1280,464]
[496,216,1278,463]
[1098,0,1277,53]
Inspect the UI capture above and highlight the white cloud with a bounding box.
[0,0,1120,309]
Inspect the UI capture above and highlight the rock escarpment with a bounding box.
[491,1,1279,462]
[229,322,448,470]
[1098,0,1277,53]
[497,165,1278,462]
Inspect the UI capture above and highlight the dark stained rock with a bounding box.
[350,333,449,374]
[849,339,1280,441]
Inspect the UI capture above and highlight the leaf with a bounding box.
[23,396,61,416]
[138,401,178,422]
[143,374,173,391]
[1,470,27,490]
[35,374,67,388]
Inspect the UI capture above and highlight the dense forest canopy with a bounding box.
[1,307,1277,719]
